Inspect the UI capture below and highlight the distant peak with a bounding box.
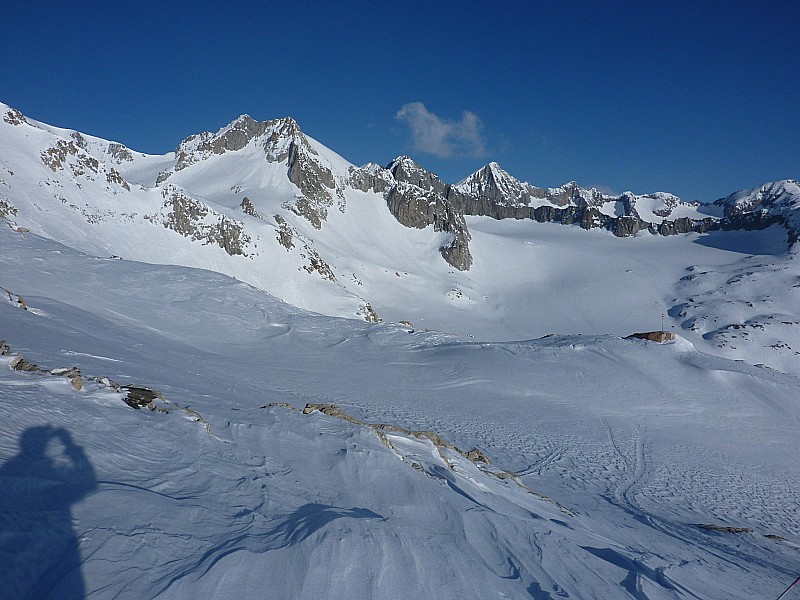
[386,155,417,169]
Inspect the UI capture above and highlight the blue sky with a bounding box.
[2,1,798,201]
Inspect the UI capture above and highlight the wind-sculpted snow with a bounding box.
[1,227,800,598]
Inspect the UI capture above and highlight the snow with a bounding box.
[1,226,800,599]
[2,104,800,598]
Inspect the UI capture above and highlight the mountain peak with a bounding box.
[386,155,448,195]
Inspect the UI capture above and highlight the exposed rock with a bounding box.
[50,367,83,391]
[105,168,130,191]
[697,524,753,534]
[283,196,325,229]
[9,354,38,372]
[262,402,299,410]
[121,385,166,410]
[580,207,611,231]
[95,376,120,392]
[358,303,381,323]
[385,183,473,270]
[659,217,715,236]
[626,331,676,343]
[174,115,270,172]
[240,197,262,219]
[348,164,393,193]
[464,448,489,463]
[285,138,338,225]
[0,199,17,219]
[370,423,459,452]
[161,188,252,256]
[713,180,800,248]
[3,108,27,126]
[0,340,9,355]
[302,403,365,425]
[41,140,99,175]
[274,214,294,250]
[387,156,449,196]
[300,246,336,281]
[613,215,647,237]
[106,142,134,163]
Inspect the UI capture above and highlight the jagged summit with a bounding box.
[455,162,540,206]
[385,155,448,196]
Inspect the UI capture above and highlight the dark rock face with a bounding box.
[626,331,676,343]
[121,385,165,410]
[3,108,27,126]
[347,165,392,194]
[9,354,38,371]
[274,214,294,250]
[161,188,251,256]
[174,115,270,172]
[283,138,339,229]
[106,142,134,163]
[359,303,381,323]
[0,199,17,219]
[387,156,449,196]
[240,197,262,219]
[385,184,473,270]
[613,215,648,237]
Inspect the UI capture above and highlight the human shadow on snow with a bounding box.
[0,426,97,600]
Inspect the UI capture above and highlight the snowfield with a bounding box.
[2,102,800,598]
[1,226,799,599]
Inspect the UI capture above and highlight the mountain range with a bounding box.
[2,102,800,598]
[2,102,799,372]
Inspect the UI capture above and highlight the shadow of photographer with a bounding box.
[0,425,97,599]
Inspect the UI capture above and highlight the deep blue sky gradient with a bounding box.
[2,0,798,201]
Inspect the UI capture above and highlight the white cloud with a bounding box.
[395,102,486,159]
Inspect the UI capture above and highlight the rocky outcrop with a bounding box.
[291,401,570,512]
[358,303,381,323]
[387,156,449,196]
[347,163,393,194]
[121,385,167,410]
[160,187,252,256]
[3,108,26,126]
[106,142,134,163]
[274,214,294,250]
[385,182,472,270]
[173,114,270,172]
[105,167,130,191]
[626,331,676,343]
[299,246,336,281]
[41,140,99,174]
[240,197,262,219]
[0,199,17,219]
[39,138,132,192]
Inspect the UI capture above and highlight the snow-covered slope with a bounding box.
[2,102,800,376]
[2,226,799,599]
